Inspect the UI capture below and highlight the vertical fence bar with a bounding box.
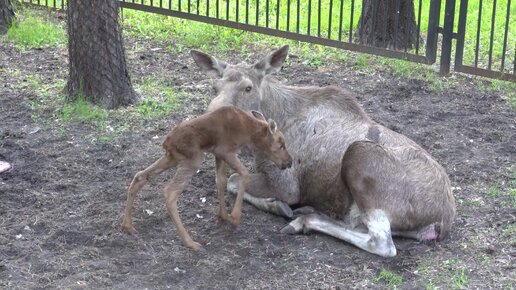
[236,0,239,22]
[307,0,311,35]
[178,0,181,11]
[338,0,344,41]
[317,0,321,37]
[227,0,230,20]
[276,0,280,29]
[474,0,483,67]
[426,0,442,63]
[207,0,209,17]
[416,0,422,54]
[487,0,497,70]
[455,0,468,68]
[296,0,300,33]
[287,0,290,31]
[216,0,219,18]
[266,0,269,27]
[500,0,511,71]
[349,0,354,42]
[256,0,259,25]
[188,0,191,13]
[197,0,200,14]
[160,0,163,8]
[328,0,333,39]
[440,0,456,75]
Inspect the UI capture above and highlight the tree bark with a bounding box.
[67,0,138,109]
[357,0,419,50]
[0,0,15,35]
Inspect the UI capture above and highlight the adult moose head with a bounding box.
[191,46,456,257]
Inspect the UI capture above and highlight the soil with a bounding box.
[1,35,515,289]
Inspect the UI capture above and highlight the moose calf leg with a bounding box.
[121,156,175,234]
[164,165,201,251]
[224,155,249,226]
[215,157,229,221]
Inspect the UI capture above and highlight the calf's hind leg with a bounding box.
[164,160,201,251]
[122,156,177,235]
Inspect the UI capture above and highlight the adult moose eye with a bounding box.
[245,86,252,92]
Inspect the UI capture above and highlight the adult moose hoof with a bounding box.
[280,215,313,234]
[268,199,293,218]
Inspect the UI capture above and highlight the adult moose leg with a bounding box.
[121,156,177,234]
[227,169,298,218]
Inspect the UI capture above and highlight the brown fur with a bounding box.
[121,106,292,250]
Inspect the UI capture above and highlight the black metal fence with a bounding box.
[20,0,516,82]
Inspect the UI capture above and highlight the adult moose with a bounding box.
[190,46,456,257]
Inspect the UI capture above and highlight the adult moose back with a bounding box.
[191,46,456,257]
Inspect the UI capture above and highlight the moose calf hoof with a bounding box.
[186,241,202,251]
[229,214,241,226]
[121,223,137,235]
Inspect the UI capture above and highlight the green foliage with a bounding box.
[375,267,403,289]
[134,77,178,119]
[489,181,500,198]
[6,13,66,48]
[60,96,109,129]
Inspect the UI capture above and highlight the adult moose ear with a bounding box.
[253,45,289,76]
[190,50,227,77]
[267,119,277,134]
[251,110,266,121]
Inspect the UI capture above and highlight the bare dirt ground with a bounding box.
[1,35,515,289]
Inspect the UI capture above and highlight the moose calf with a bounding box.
[121,105,292,250]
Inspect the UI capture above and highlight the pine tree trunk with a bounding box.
[357,0,419,50]
[0,0,15,35]
[67,0,138,109]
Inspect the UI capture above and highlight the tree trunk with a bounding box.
[67,0,138,109]
[0,0,15,35]
[357,0,419,50]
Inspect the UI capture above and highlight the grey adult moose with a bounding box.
[190,45,456,257]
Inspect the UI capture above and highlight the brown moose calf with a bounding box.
[121,105,292,250]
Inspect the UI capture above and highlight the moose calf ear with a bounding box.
[251,110,266,121]
[268,119,277,134]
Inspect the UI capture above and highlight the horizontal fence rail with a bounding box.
[20,0,516,82]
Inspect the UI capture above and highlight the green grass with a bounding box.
[60,96,109,129]
[6,13,66,48]
[375,267,403,289]
[134,77,179,119]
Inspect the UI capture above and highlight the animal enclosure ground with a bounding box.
[0,37,515,289]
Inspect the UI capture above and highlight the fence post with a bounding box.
[426,0,442,64]
[440,0,456,75]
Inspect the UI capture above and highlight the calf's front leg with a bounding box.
[215,156,229,221]
[223,154,249,226]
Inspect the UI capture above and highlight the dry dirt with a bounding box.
[0,35,515,289]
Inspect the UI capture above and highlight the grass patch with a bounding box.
[6,13,66,48]
[134,77,179,119]
[488,181,500,199]
[375,267,403,289]
[60,97,109,129]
